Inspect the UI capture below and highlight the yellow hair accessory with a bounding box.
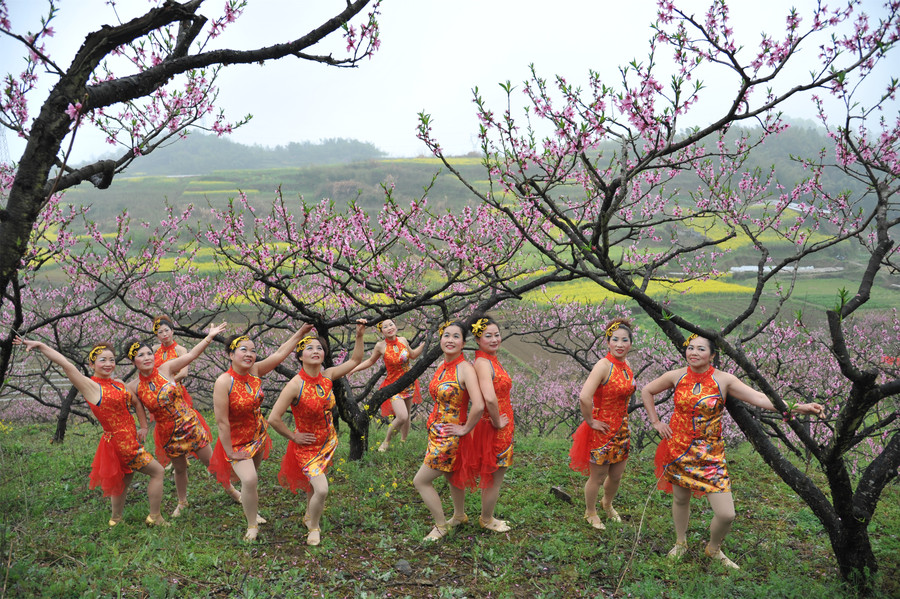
[471,318,489,338]
[296,335,316,353]
[376,322,384,332]
[683,333,698,347]
[127,342,142,361]
[438,321,453,337]
[88,345,111,363]
[229,335,250,351]
[605,322,620,337]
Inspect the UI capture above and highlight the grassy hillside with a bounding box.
[1,419,897,598]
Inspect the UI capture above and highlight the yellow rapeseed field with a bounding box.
[527,277,754,304]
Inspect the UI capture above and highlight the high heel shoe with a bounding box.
[479,516,511,532]
[667,541,688,559]
[307,528,321,546]
[601,502,622,523]
[705,545,740,569]
[145,514,169,527]
[423,523,448,541]
[447,513,468,527]
[584,512,605,530]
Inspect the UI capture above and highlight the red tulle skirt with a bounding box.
[276,445,317,495]
[380,380,423,417]
[208,436,271,489]
[450,420,498,490]
[278,455,312,495]
[654,439,676,494]
[88,436,127,497]
[152,424,169,466]
[569,422,597,475]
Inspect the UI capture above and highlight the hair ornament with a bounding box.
[376,322,384,332]
[438,321,452,337]
[471,318,489,338]
[88,344,111,363]
[683,333,698,347]
[296,335,316,353]
[229,335,250,351]
[127,342,142,361]
[605,322,620,337]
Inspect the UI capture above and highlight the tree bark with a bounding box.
[51,386,79,444]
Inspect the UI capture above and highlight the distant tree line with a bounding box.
[82,135,387,176]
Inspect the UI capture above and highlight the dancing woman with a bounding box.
[469,316,514,532]
[151,316,193,406]
[569,318,636,530]
[412,321,484,541]
[14,337,166,526]
[125,322,239,517]
[268,321,366,546]
[209,324,313,541]
[351,319,424,452]
[641,334,823,569]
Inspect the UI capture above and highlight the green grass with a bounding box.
[1,417,897,598]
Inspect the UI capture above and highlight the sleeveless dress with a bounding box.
[137,367,211,466]
[654,366,731,497]
[278,370,338,494]
[154,343,196,408]
[379,337,422,417]
[87,377,154,497]
[458,350,515,489]
[423,354,471,474]
[569,353,635,474]
[208,368,272,488]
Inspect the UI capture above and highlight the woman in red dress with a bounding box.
[268,321,366,546]
[569,318,636,530]
[151,316,193,407]
[126,322,239,516]
[351,319,424,452]
[469,316,514,533]
[642,334,823,569]
[209,324,313,541]
[14,337,166,526]
[412,321,484,541]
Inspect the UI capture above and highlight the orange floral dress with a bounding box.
[136,367,211,466]
[654,366,731,497]
[208,368,272,488]
[278,370,338,494]
[379,337,422,417]
[424,354,471,474]
[570,353,635,474]
[457,350,515,489]
[154,343,195,408]
[88,377,154,497]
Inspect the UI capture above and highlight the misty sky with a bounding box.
[1,0,893,162]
